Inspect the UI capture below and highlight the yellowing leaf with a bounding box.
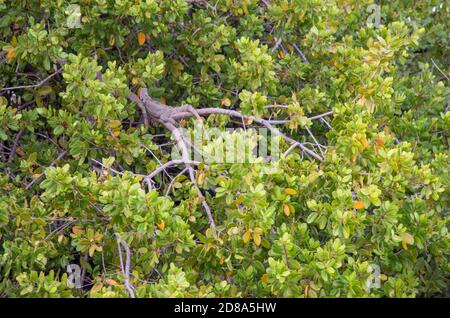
[175,246,183,254]
[112,131,120,138]
[353,200,364,209]
[261,273,269,283]
[253,232,261,246]
[156,220,165,231]
[361,138,369,149]
[137,32,146,46]
[284,188,298,195]
[243,229,251,244]
[221,98,231,107]
[196,171,205,186]
[219,256,225,265]
[401,232,414,250]
[89,245,96,257]
[108,120,122,129]
[109,35,115,46]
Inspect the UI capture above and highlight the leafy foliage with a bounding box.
[0,0,448,298]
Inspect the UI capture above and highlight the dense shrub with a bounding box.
[0,0,448,298]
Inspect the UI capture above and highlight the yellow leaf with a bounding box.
[137,32,146,46]
[219,256,225,265]
[89,245,96,257]
[253,232,261,246]
[353,200,364,209]
[361,138,369,149]
[277,50,285,59]
[109,35,115,46]
[175,246,183,254]
[284,188,298,195]
[243,229,251,244]
[196,171,205,186]
[156,220,165,231]
[261,273,269,283]
[106,278,119,286]
[221,98,231,107]
[401,232,414,250]
[112,130,120,138]
[108,120,122,129]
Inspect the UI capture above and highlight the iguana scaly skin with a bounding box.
[137,88,204,127]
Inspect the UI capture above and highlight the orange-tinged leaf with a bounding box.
[72,226,81,235]
[357,96,366,105]
[106,278,119,286]
[6,48,15,60]
[221,98,231,107]
[244,117,253,125]
[112,130,120,137]
[375,138,385,147]
[353,200,364,209]
[283,204,291,216]
[137,32,146,46]
[156,220,165,231]
[243,229,251,244]
[284,188,298,195]
[304,285,309,298]
[277,50,285,59]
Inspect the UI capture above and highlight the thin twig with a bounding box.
[1,68,62,93]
